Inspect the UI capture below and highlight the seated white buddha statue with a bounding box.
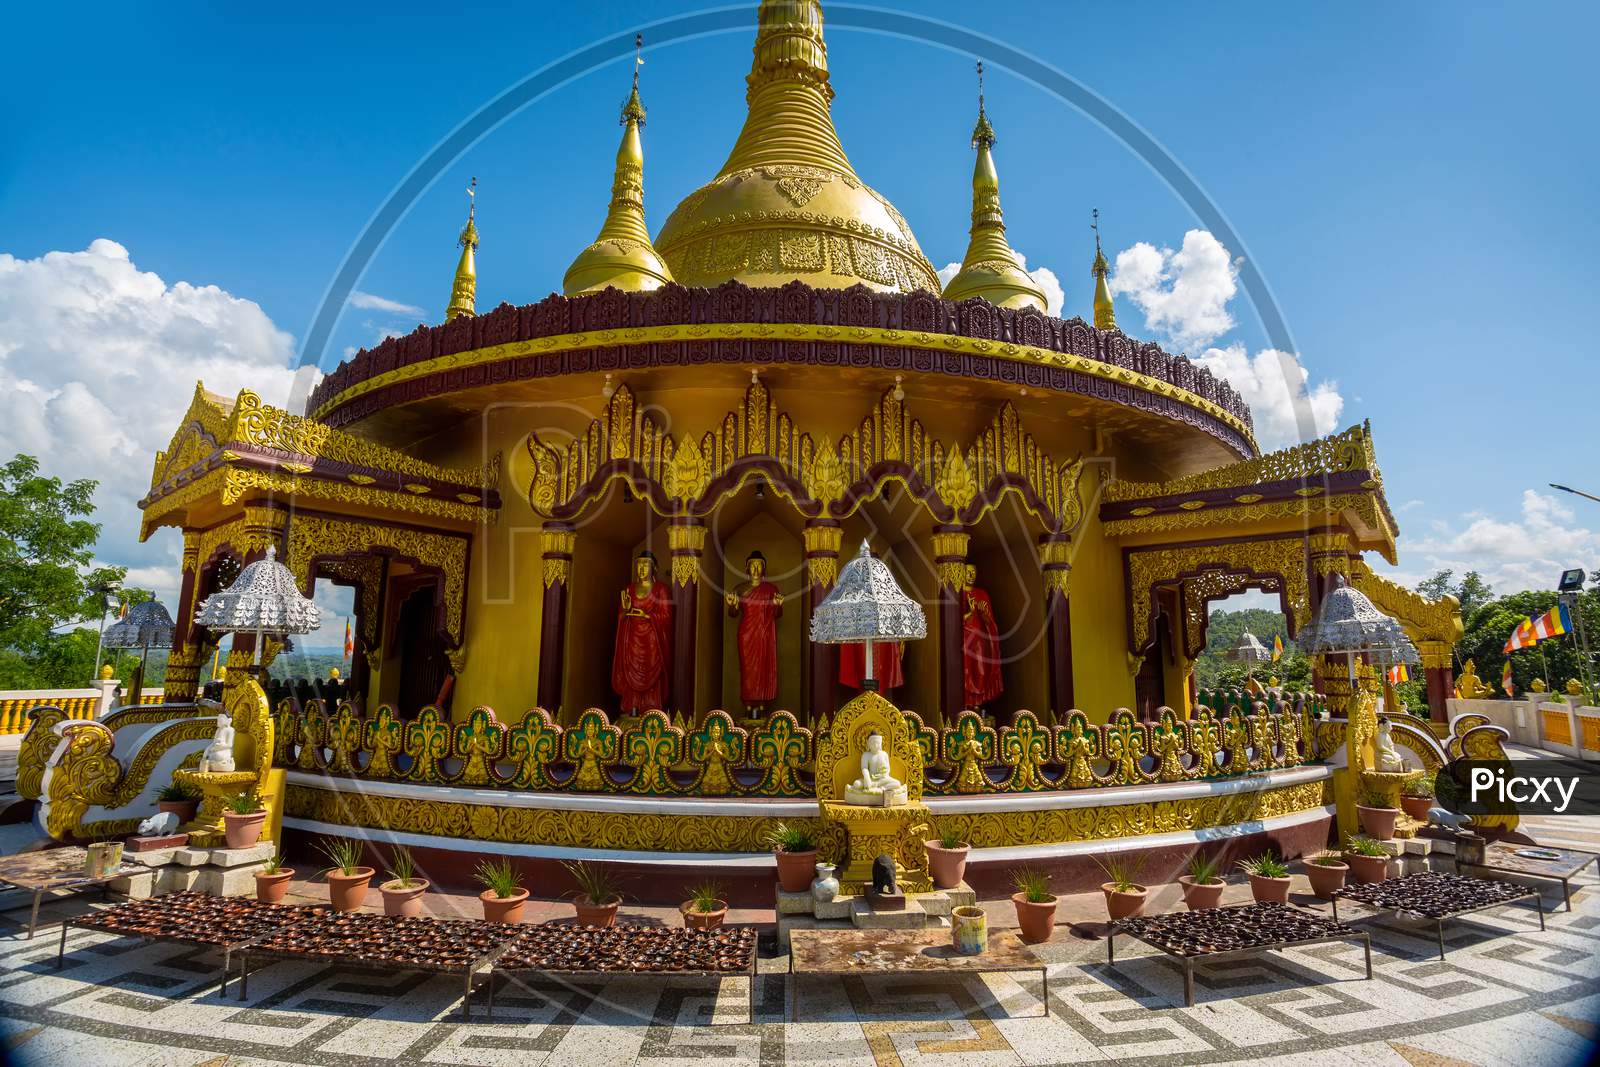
[1373,716,1406,774]
[197,712,236,774]
[844,731,907,806]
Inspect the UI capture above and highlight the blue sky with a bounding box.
[3,1,1598,627]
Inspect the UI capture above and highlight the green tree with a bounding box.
[1416,569,1493,616]
[1457,588,1600,699]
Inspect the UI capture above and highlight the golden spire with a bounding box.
[1091,207,1117,330]
[444,177,478,320]
[563,34,673,296]
[940,63,1048,312]
[654,1,939,293]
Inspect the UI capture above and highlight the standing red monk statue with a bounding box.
[725,550,783,710]
[961,563,1004,708]
[611,551,673,714]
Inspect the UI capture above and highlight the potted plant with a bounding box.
[155,782,200,826]
[319,837,375,912]
[379,845,429,918]
[1095,853,1149,920]
[1356,781,1400,840]
[1238,852,1292,903]
[255,851,294,903]
[1178,852,1226,910]
[767,822,818,894]
[1010,867,1057,943]
[1304,851,1349,898]
[925,825,970,890]
[475,857,529,923]
[1342,835,1391,884]
[1399,772,1436,821]
[221,790,267,849]
[563,859,623,926]
[681,881,728,930]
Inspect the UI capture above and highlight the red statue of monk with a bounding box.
[961,563,1003,708]
[725,550,783,709]
[839,640,904,691]
[611,551,673,714]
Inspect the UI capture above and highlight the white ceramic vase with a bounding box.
[811,862,840,903]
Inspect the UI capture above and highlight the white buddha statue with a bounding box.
[844,731,907,806]
[1374,716,1405,774]
[197,712,236,774]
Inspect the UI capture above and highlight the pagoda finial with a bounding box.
[563,33,673,296]
[941,61,1047,313]
[1091,207,1117,331]
[444,177,478,321]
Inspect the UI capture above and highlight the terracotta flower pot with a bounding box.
[222,809,266,849]
[1247,873,1292,904]
[775,849,818,893]
[1011,892,1058,944]
[380,878,429,918]
[1399,795,1434,821]
[1357,804,1399,840]
[157,800,198,826]
[480,888,529,923]
[255,868,294,903]
[1178,875,1225,910]
[327,866,375,912]
[1305,861,1348,899]
[682,900,728,930]
[1101,882,1148,920]
[925,840,970,890]
[1343,852,1389,884]
[574,895,620,927]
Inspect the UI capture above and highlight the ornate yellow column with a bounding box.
[1307,531,1354,717]
[162,531,205,702]
[1039,533,1074,721]
[1417,639,1454,724]
[803,520,843,721]
[932,526,970,725]
[667,519,707,718]
[537,523,575,714]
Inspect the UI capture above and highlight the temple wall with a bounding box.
[1067,504,1137,718]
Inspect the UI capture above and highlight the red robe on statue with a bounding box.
[733,581,782,704]
[961,585,1004,707]
[838,640,904,691]
[612,580,673,713]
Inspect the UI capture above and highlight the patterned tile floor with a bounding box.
[1,813,1597,1067]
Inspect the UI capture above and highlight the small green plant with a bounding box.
[563,860,623,906]
[1356,782,1395,809]
[1401,771,1436,798]
[156,782,199,802]
[1184,851,1222,885]
[317,837,365,876]
[1011,867,1054,903]
[937,825,966,850]
[1094,852,1148,892]
[475,857,524,899]
[765,822,814,853]
[386,845,418,889]
[1237,852,1289,879]
[687,881,725,914]
[261,851,285,875]
[222,790,259,815]
[1308,850,1346,867]
[1343,835,1388,857]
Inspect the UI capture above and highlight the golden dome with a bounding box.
[563,73,674,296]
[654,0,940,293]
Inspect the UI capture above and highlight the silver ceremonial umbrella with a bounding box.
[809,541,926,691]
[1296,574,1419,713]
[103,600,176,704]
[193,544,321,666]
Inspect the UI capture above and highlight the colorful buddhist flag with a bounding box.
[343,619,353,660]
[1387,663,1410,685]
[1272,634,1284,662]
[1503,617,1537,654]
[1502,659,1515,696]
[1530,603,1571,643]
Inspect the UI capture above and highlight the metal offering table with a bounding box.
[788,927,1048,1019]
[1459,842,1597,912]
[1108,901,1371,1007]
[1332,871,1544,960]
[488,925,759,1023]
[0,847,142,939]
[238,911,524,1019]
[60,892,323,996]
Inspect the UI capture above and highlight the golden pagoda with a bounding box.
[1092,208,1117,330]
[444,179,478,320]
[940,63,1048,311]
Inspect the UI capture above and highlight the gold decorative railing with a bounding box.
[275,698,1327,800]
[0,691,166,735]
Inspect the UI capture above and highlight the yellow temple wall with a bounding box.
[1066,506,1138,719]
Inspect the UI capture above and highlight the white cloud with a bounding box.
[1108,230,1238,350]
[1193,343,1344,450]
[0,239,304,606]
[935,253,1064,317]
[1379,489,1600,595]
[349,291,424,318]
